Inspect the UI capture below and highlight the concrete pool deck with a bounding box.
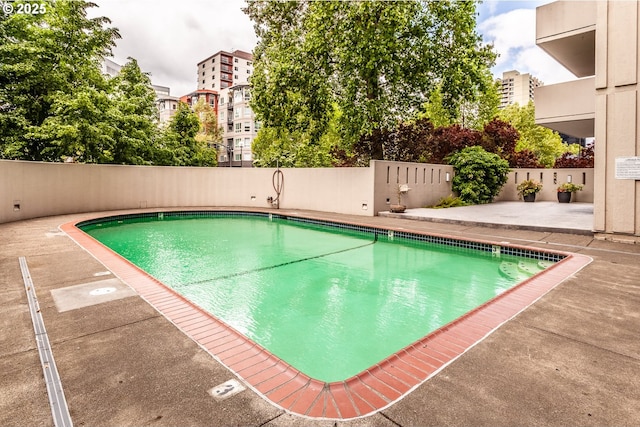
[1,205,639,426]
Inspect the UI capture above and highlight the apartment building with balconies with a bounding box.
[217,83,257,167]
[535,0,640,241]
[196,50,253,91]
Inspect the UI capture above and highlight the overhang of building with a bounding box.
[535,78,595,138]
[536,1,596,78]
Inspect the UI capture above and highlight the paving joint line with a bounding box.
[379,411,403,426]
[526,324,640,362]
[50,314,162,346]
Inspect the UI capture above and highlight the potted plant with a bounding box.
[516,179,543,202]
[557,182,583,203]
[390,184,411,213]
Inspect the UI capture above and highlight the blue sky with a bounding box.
[93,0,575,97]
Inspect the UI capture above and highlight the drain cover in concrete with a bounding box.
[209,379,245,401]
[51,278,137,312]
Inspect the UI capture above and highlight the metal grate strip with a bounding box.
[19,257,73,427]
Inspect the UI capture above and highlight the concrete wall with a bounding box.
[372,161,454,212]
[0,159,595,224]
[593,1,640,239]
[0,160,375,223]
[534,78,595,138]
[496,168,594,203]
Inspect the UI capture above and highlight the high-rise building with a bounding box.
[217,83,257,167]
[498,70,543,108]
[196,50,253,91]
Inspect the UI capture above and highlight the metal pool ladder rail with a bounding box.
[19,256,73,427]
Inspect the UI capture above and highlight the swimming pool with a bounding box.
[64,210,590,419]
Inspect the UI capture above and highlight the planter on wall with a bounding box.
[523,194,537,202]
[557,192,572,203]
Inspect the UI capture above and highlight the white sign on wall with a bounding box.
[615,157,640,180]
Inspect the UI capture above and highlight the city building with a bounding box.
[155,95,180,125]
[196,50,253,91]
[217,83,257,167]
[179,89,219,114]
[534,0,640,241]
[498,70,543,108]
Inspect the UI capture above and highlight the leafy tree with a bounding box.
[480,118,518,165]
[447,146,510,204]
[498,102,569,167]
[156,102,216,166]
[108,58,159,164]
[554,145,594,168]
[244,0,496,163]
[193,98,223,151]
[417,85,453,129]
[0,0,120,161]
[427,124,482,164]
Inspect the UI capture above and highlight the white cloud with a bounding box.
[478,6,577,84]
[90,0,257,97]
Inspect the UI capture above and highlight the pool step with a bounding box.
[498,261,531,282]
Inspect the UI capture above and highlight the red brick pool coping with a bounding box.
[60,211,592,420]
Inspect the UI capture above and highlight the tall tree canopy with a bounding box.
[498,102,577,167]
[0,0,120,161]
[244,0,496,164]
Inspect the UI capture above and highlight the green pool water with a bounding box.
[82,214,546,382]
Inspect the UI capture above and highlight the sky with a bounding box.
[90,0,577,98]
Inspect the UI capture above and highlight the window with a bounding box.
[212,67,215,72]
[235,122,241,133]
[172,104,176,110]
[234,108,240,119]
[234,75,238,80]
[220,111,225,120]
[247,70,251,74]
[247,61,252,66]
[244,137,250,147]
[234,66,238,71]
[244,90,251,100]
[221,81,229,88]
[211,83,215,89]
[220,97,224,105]
[244,122,250,132]
[234,58,238,63]
[254,121,261,131]
[244,106,252,116]
[202,79,205,84]
[235,138,243,148]
[234,91,242,102]
[202,64,205,68]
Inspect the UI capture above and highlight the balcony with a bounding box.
[534,77,595,138]
[536,1,596,78]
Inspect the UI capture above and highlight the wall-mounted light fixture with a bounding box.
[445,172,451,182]
[567,175,572,183]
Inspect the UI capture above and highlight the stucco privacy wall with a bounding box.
[0,160,377,222]
[496,168,595,202]
[372,161,454,213]
[0,159,594,224]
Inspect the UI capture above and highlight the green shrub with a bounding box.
[429,194,468,209]
[447,146,510,204]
